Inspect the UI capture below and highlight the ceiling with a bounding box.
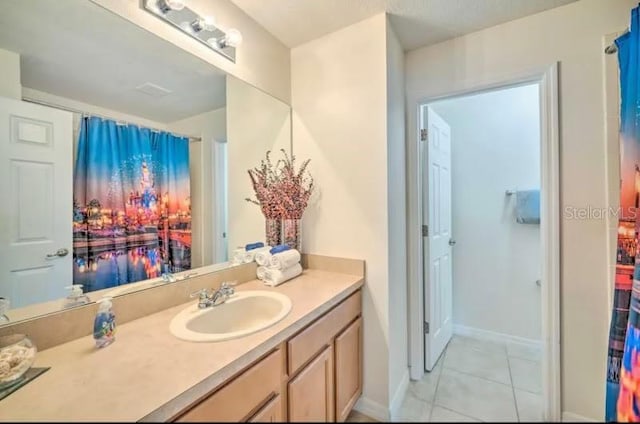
[0,0,227,123]
[230,0,578,50]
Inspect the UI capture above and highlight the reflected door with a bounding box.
[422,105,453,371]
[0,97,73,308]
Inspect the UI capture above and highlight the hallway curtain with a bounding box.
[606,5,640,422]
[72,116,191,292]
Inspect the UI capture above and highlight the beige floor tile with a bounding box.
[509,357,542,393]
[392,391,432,422]
[443,341,511,385]
[506,341,542,362]
[449,335,507,357]
[434,369,518,422]
[514,389,543,422]
[409,352,444,402]
[346,410,378,422]
[430,406,479,422]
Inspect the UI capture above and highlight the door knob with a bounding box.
[449,239,456,246]
[46,248,69,259]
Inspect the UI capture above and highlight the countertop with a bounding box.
[0,269,363,422]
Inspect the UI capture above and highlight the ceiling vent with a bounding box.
[135,82,172,97]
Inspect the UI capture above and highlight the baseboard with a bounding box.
[562,411,597,422]
[353,396,389,422]
[453,324,542,349]
[389,369,410,419]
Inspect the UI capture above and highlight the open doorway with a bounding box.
[404,65,560,422]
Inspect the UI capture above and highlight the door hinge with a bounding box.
[424,321,430,334]
[420,129,428,142]
[422,225,428,237]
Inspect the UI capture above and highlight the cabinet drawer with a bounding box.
[176,348,282,422]
[288,290,361,375]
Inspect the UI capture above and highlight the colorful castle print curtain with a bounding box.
[72,116,191,292]
[606,6,640,422]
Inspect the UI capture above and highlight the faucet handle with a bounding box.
[189,288,210,299]
[220,281,236,294]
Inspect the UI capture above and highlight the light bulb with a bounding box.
[224,28,243,48]
[165,0,186,11]
[191,15,216,33]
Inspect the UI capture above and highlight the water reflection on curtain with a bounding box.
[606,6,640,422]
[72,116,191,292]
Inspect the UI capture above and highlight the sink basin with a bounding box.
[169,290,292,342]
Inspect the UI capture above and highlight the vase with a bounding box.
[282,218,302,251]
[265,218,282,247]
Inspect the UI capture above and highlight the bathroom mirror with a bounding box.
[0,0,291,324]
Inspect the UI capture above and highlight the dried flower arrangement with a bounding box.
[246,149,314,248]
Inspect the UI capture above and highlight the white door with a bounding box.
[0,97,73,308]
[421,106,453,371]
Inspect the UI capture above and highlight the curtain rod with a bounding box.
[605,28,630,55]
[22,97,203,142]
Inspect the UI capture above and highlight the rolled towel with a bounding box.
[269,244,291,255]
[257,266,268,281]
[245,242,265,251]
[255,248,273,266]
[231,248,245,265]
[244,246,271,263]
[269,249,301,270]
[263,263,303,287]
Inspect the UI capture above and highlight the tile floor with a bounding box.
[392,335,543,422]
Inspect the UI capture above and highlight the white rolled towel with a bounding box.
[244,246,271,263]
[263,263,303,287]
[231,248,245,265]
[255,249,272,266]
[257,266,268,281]
[269,249,301,270]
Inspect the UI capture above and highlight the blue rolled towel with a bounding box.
[269,244,291,255]
[246,242,265,251]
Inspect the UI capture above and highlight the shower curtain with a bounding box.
[606,6,640,422]
[72,116,191,292]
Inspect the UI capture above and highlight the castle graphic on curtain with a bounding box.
[606,5,640,422]
[72,116,191,292]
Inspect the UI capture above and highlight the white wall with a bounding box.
[0,48,21,100]
[430,84,541,341]
[169,107,227,267]
[227,76,291,250]
[291,13,394,415]
[90,0,291,103]
[405,0,637,418]
[386,19,409,407]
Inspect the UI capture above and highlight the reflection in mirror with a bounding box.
[0,0,291,324]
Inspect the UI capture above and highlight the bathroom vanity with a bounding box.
[0,263,364,422]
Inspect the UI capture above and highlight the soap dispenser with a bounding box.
[62,284,90,309]
[93,297,116,348]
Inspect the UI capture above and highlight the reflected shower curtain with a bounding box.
[72,116,191,292]
[606,6,640,422]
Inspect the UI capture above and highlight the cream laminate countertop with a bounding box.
[0,269,363,422]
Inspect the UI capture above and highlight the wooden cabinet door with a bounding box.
[288,345,334,422]
[335,317,363,422]
[249,395,282,422]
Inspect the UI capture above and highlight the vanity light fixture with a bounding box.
[143,0,241,62]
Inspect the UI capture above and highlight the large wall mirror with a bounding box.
[0,0,291,324]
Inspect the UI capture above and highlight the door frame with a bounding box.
[406,63,561,421]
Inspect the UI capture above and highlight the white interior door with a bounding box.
[0,97,73,308]
[422,105,453,371]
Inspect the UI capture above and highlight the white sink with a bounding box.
[169,290,292,342]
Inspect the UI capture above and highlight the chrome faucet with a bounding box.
[189,282,236,309]
[162,272,177,283]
